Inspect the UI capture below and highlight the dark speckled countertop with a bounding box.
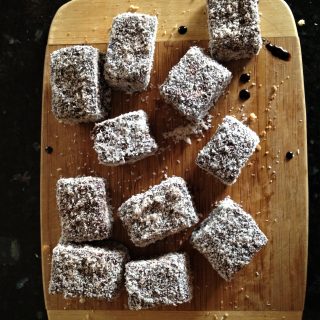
[0,1,319,319]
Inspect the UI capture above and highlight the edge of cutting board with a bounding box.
[41,0,308,319]
[47,310,303,320]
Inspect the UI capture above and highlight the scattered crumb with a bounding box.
[265,125,272,131]
[297,19,305,26]
[184,137,192,145]
[248,112,257,122]
[163,115,212,144]
[260,130,267,137]
[128,4,139,12]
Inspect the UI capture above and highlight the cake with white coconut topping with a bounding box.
[118,176,199,247]
[104,13,158,93]
[125,252,193,309]
[91,110,158,166]
[56,176,113,242]
[207,0,262,61]
[196,116,259,185]
[49,241,129,300]
[160,46,232,122]
[190,197,268,281]
[51,45,111,123]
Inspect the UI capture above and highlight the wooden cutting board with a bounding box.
[40,0,308,319]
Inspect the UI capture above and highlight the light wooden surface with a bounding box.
[41,0,308,319]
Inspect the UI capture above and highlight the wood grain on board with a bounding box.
[41,0,308,319]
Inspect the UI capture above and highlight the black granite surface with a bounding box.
[0,0,319,319]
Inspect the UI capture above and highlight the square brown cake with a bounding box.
[190,197,268,281]
[196,116,259,185]
[118,176,198,247]
[160,46,232,122]
[125,252,193,309]
[91,110,158,166]
[51,45,111,123]
[56,176,113,242]
[207,0,262,61]
[104,13,158,93]
[49,242,129,300]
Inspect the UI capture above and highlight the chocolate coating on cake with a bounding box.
[196,116,259,185]
[125,252,193,310]
[190,197,268,281]
[118,176,199,247]
[104,13,158,93]
[207,0,262,61]
[56,176,113,242]
[91,110,158,166]
[160,46,232,122]
[51,45,111,123]
[49,242,129,300]
[98,52,112,116]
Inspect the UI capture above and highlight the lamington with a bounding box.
[104,13,158,93]
[91,110,158,166]
[49,242,129,300]
[196,116,259,185]
[160,46,232,122]
[56,176,113,242]
[51,45,111,123]
[207,0,262,61]
[118,176,198,247]
[190,197,268,281]
[125,252,193,310]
